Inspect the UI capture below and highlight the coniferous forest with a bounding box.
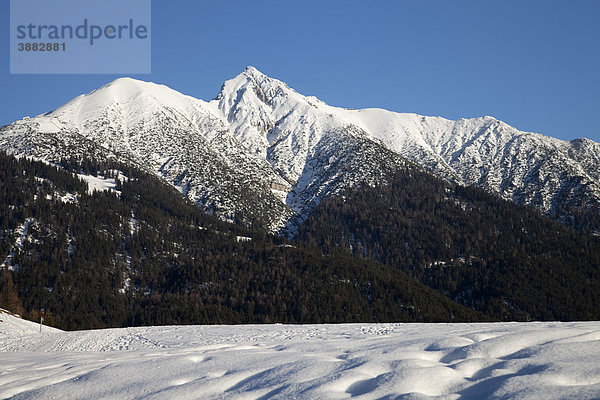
[296,168,600,321]
[0,152,485,330]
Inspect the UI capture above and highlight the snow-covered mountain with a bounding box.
[0,75,294,231]
[212,67,600,224]
[2,66,599,232]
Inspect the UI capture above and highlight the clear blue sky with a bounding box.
[1,0,599,142]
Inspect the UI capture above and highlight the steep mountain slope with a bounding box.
[211,67,459,185]
[1,67,599,233]
[369,113,600,224]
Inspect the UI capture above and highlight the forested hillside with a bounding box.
[296,168,600,321]
[0,152,484,329]
[3,147,598,329]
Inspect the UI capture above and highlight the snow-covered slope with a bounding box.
[2,67,599,233]
[0,308,60,338]
[1,315,600,399]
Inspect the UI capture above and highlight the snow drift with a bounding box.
[1,309,600,399]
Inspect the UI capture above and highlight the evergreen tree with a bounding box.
[0,268,25,316]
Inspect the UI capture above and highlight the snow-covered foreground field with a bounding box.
[1,311,600,399]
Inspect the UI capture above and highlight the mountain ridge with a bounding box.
[2,66,599,233]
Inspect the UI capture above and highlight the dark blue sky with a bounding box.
[2,0,599,142]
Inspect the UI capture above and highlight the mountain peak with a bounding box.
[96,77,173,97]
[242,65,264,77]
[81,77,158,105]
[106,76,142,85]
[237,66,286,89]
[99,76,153,91]
[214,66,290,108]
[45,76,209,131]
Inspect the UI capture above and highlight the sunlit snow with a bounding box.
[77,174,119,195]
[1,310,599,399]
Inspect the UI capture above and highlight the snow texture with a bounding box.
[77,174,118,195]
[1,310,600,399]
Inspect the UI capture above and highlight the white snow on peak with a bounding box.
[211,66,365,182]
[242,65,266,79]
[45,77,216,134]
[6,72,294,232]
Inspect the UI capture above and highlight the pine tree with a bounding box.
[0,268,25,316]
